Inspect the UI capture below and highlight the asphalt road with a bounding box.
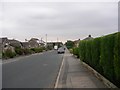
[2,50,63,88]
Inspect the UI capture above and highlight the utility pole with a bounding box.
[57,38,58,48]
[41,37,43,43]
[46,34,47,48]
[57,38,58,43]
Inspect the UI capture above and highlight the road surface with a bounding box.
[2,50,63,88]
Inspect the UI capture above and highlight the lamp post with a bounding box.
[45,34,47,50]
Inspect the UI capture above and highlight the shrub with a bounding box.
[0,52,2,59]
[41,47,45,51]
[69,48,73,54]
[73,47,79,58]
[23,48,32,55]
[30,47,44,53]
[15,47,24,55]
[2,49,16,59]
[47,46,53,50]
[35,48,43,53]
[114,32,120,86]
[65,40,74,49]
[100,34,115,82]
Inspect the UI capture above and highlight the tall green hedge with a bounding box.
[91,37,103,73]
[79,40,86,62]
[114,32,120,86]
[100,34,115,82]
[85,40,92,66]
[78,32,120,87]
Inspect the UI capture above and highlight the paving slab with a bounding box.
[57,49,107,88]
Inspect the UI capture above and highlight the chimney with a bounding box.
[89,35,91,37]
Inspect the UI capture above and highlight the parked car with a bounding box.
[57,47,65,54]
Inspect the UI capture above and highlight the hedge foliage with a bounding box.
[91,38,103,73]
[79,40,86,62]
[114,33,120,85]
[65,40,74,49]
[30,47,43,53]
[78,32,120,87]
[15,47,24,55]
[100,34,115,82]
[2,47,46,59]
[73,47,79,58]
[2,49,16,59]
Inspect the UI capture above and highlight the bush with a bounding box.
[69,48,73,54]
[30,47,43,53]
[35,48,43,53]
[73,47,79,58]
[65,40,74,49]
[23,48,32,55]
[47,46,53,50]
[41,47,45,51]
[0,52,2,59]
[114,32,120,86]
[15,47,24,55]
[2,49,16,59]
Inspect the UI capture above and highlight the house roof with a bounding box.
[0,37,9,44]
[29,38,39,41]
[21,42,29,47]
[39,40,45,44]
[0,38,2,44]
[83,35,93,40]
[74,39,80,43]
[8,39,22,47]
[29,40,39,47]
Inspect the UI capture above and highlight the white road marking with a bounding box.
[54,54,65,88]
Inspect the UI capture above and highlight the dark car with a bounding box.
[57,47,65,54]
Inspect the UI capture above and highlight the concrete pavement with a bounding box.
[57,49,107,88]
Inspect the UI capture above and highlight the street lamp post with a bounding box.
[46,34,47,50]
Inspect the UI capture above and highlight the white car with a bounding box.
[57,47,65,54]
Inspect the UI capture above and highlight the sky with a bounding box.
[0,0,119,43]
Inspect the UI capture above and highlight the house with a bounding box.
[0,38,2,51]
[28,38,40,48]
[83,35,93,40]
[1,37,15,53]
[74,39,80,47]
[0,38,2,53]
[39,39,45,47]
[21,42,30,49]
[8,39,22,48]
[1,37,9,47]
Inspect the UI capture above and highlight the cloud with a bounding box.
[1,2,118,42]
[1,0,119,2]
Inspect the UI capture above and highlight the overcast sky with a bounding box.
[0,0,118,43]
